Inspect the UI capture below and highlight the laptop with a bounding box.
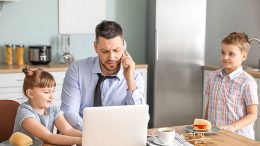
[82,105,149,146]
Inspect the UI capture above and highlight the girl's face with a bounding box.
[26,86,55,114]
[221,43,247,74]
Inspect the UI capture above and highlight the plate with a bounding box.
[185,125,220,134]
[151,136,177,146]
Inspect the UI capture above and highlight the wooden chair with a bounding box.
[0,100,20,142]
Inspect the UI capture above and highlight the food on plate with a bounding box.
[193,118,212,132]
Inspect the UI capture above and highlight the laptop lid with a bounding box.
[82,105,149,146]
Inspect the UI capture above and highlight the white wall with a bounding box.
[0,0,148,64]
[205,0,260,67]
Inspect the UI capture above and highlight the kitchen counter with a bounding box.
[0,64,148,74]
[203,65,260,78]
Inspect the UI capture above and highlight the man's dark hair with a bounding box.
[95,20,123,42]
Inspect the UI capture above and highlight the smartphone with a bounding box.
[124,40,127,49]
[123,40,127,51]
[122,40,127,68]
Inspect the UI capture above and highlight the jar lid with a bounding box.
[5,44,14,47]
[29,45,51,49]
[15,44,25,48]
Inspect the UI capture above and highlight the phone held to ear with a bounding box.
[123,40,127,50]
[122,40,127,68]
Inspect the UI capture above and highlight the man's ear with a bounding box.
[94,41,98,53]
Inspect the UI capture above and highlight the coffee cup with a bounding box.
[157,127,175,145]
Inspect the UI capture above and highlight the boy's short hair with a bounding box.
[221,32,251,53]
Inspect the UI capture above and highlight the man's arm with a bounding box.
[122,50,145,105]
[125,71,145,105]
[61,64,83,130]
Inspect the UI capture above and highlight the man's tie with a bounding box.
[94,73,116,107]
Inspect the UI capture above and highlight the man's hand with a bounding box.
[121,50,136,91]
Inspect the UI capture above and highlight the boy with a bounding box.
[204,32,259,139]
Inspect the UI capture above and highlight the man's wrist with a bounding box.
[127,78,136,91]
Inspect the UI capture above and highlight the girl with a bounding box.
[13,66,82,145]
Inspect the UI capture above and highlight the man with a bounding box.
[60,20,145,130]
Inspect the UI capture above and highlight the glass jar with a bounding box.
[59,34,74,64]
[5,44,14,65]
[16,44,25,66]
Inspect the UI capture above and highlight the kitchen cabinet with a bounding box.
[0,67,148,106]
[0,71,65,108]
[203,69,260,141]
[59,0,105,34]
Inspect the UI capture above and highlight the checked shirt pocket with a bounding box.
[227,89,242,103]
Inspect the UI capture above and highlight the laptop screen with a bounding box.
[82,105,149,146]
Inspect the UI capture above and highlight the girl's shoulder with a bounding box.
[18,102,36,115]
[46,105,62,117]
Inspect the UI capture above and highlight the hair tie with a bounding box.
[22,66,33,77]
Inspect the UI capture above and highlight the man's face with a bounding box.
[94,36,124,75]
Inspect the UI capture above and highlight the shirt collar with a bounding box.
[218,66,243,80]
[92,57,124,80]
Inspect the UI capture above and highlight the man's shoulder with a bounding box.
[68,56,98,70]
[73,56,98,65]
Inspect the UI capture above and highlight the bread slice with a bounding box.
[9,132,33,146]
[193,118,212,132]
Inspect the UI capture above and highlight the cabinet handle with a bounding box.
[16,79,23,82]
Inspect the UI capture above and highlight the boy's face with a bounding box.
[221,43,247,73]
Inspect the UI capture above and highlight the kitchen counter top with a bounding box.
[203,65,260,78]
[0,64,148,73]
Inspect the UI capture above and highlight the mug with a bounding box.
[157,127,175,145]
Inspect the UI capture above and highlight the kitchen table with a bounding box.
[148,125,260,146]
[41,125,260,146]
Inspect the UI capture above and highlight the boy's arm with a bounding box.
[221,104,257,132]
[204,101,209,119]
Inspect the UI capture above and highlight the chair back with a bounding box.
[0,100,20,142]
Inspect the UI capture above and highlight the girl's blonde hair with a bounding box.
[221,32,251,53]
[22,66,56,97]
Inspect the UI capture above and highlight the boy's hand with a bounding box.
[220,124,236,132]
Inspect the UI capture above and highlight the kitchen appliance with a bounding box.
[29,45,51,65]
[147,0,206,127]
